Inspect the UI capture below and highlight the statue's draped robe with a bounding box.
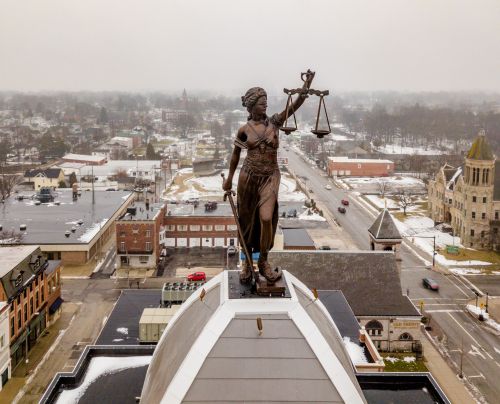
[234,114,284,255]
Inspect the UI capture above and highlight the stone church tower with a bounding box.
[460,130,495,248]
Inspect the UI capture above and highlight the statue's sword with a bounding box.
[221,173,257,287]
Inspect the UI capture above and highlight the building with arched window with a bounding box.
[428,130,500,250]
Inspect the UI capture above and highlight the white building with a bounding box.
[0,303,11,391]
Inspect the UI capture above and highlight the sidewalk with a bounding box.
[421,332,475,404]
[0,302,79,404]
[62,231,116,278]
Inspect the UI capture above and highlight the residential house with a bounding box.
[23,168,65,190]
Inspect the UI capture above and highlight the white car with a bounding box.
[325,184,332,190]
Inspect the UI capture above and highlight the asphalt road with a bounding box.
[284,147,500,403]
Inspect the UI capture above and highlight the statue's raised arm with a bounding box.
[276,69,315,126]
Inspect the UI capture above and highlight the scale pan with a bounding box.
[311,129,330,138]
[280,127,297,134]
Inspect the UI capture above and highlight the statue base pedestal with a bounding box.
[255,273,286,297]
[227,270,291,299]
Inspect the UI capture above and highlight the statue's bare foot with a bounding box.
[239,261,253,283]
[258,259,281,283]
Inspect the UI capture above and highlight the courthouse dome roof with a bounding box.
[140,271,366,404]
[467,130,494,160]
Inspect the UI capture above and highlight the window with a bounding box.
[24,303,27,322]
[0,334,4,348]
[190,225,200,231]
[202,225,213,231]
[482,213,486,219]
[41,287,44,302]
[227,225,237,231]
[145,242,152,251]
[119,242,125,252]
[481,231,485,238]
[472,196,477,203]
[365,320,383,336]
[470,229,475,236]
[10,318,14,337]
[472,212,476,219]
[30,297,33,315]
[17,311,21,329]
[120,232,126,237]
[23,289,27,298]
[495,211,499,220]
[132,228,139,234]
[177,225,188,231]
[145,230,151,238]
[483,197,487,203]
[36,291,39,307]
[17,296,20,305]
[399,332,413,341]
[139,256,149,263]
[215,225,225,231]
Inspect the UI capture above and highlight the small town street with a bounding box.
[284,147,500,403]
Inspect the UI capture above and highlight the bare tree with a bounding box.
[113,168,129,180]
[396,188,415,215]
[0,174,21,201]
[377,179,389,198]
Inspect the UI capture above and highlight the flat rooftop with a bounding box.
[118,201,164,221]
[166,202,234,217]
[96,290,161,345]
[0,190,132,245]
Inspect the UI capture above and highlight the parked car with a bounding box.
[319,245,331,250]
[338,206,346,214]
[309,188,314,193]
[341,199,349,206]
[227,245,237,256]
[286,209,297,218]
[325,184,332,190]
[422,278,439,291]
[187,272,206,282]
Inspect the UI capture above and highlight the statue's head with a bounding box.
[242,87,267,117]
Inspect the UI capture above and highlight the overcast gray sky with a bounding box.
[1,0,500,94]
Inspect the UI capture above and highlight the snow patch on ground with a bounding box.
[395,216,491,267]
[450,268,482,275]
[56,356,151,404]
[116,327,129,335]
[343,337,368,364]
[466,304,488,319]
[376,144,444,155]
[78,219,108,243]
[403,356,416,363]
[343,176,424,188]
[298,208,326,222]
[167,170,306,202]
[365,194,399,209]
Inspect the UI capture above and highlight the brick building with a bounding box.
[162,202,238,248]
[0,246,62,370]
[328,156,394,177]
[116,199,166,269]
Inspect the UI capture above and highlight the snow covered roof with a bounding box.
[140,271,366,404]
[328,156,394,164]
[62,153,107,163]
[368,209,402,241]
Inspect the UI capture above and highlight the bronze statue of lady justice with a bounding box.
[223,70,321,284]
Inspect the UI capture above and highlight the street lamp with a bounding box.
[405,235,436,267]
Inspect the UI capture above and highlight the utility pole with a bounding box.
[432,236,436,267]
[91,164,95,205]
[459,337,464,379]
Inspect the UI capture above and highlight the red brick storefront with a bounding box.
[328,157,394,177]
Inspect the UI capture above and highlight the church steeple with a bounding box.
[467,129,494,161]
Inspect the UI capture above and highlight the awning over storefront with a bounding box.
[49,297,63,314]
